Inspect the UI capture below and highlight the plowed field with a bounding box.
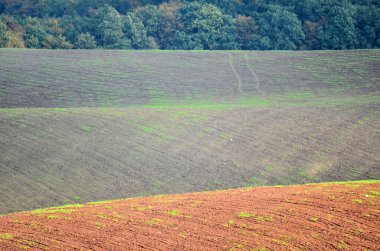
[0,49,380,214]
[0,181,379,250]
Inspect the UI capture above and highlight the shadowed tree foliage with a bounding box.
[235,15,258,50]
[0,20,9,47]
[74,32,97,49]
[23,17,48,48]
[317,5,358,49]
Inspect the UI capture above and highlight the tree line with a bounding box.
[0,0,379,50]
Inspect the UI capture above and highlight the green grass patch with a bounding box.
[237,212,254,218]
[352,199,363,204]
[0,233,13,240]
[223,219,235,227]
[138,125,153,133]
[87,200,112,205]
[79,125,91,132]
[219,132,231,140]
[53,204,83,209]
[31,208,75,214]
[168,210,180,216]
[368,191,380,197]
[255,216,273,222]
[309,217,319,222]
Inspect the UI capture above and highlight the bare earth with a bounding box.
[0,181,379,250]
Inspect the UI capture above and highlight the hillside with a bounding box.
[0,50,380,214]
[0,181,379,250]
[1,50,379,108]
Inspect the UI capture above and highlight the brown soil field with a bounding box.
[0,181,379,250]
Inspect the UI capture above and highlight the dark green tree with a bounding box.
[302,20,320,50]
[90,4,129,48]
[74,32,97,49]
[156,2,180,49]
[135,5,161,40]
[174,2,237,50]
[253,6,305,50]
[235,15,258,50]
[123,13,149,49]
[355,4,380,48]
[0,20,9,47]
[43,34,72,49]
[317,6,357,49]
[23,17,48,48]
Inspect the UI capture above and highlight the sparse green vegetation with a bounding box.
[145,218,163,226]
[79,125,91,132]
[238,212,254,218]
[255,216,273,222]
[309,217,319,222]
[134,206,152,211]
[223,219,235,227]
[337,240,347,249]
[368,191,380,197]
[138,126,153,133]
[352,199,364,204]
[168,210,180,216]
[0,234,13,240]
[31,208,76,215]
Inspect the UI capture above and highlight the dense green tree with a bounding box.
[317,6,357,49]
[90,4,129,48]
[254,6,305,50]
[235,15,258,50]
[135,5,160,39]
[1,0,380,50]
[23,17,48,48]
[43,34,72,49]
[192,0,240,15]
[0,20,9,47]
[355,5,380,48]
[124,13,149,49]
[294,0,324,22]
[174,2,237,50]
[156,2,180,49]
[60,15,91,44]
[302,20,321,50]
[74,32,97,49]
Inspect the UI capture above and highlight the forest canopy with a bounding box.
[0,0,379,50]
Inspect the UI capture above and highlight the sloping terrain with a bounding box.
[0,181,379,250]
[1,103,380,214]
[0,50,379,108]
[0,50,379,214]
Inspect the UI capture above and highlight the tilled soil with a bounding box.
[1,50,379,108]
[0,181,379,250]
[1,105,380,214]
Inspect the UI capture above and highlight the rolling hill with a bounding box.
[0,181,379,250]
[0,49,379,214]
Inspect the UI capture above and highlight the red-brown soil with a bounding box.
[0,181,379,250]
